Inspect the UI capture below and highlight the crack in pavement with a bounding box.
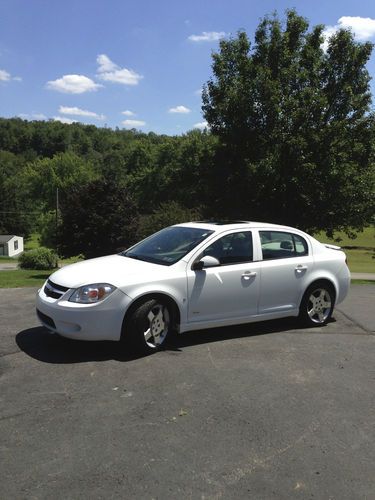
[0,350,20,358]
[336,308,373,334]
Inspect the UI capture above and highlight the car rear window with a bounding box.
[260,231,308,260]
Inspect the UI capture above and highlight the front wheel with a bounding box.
[299,282,335,327]
[126,299,172,354]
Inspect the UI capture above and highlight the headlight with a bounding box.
[69,283,116,304]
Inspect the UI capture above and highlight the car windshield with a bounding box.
[122,226,214,266]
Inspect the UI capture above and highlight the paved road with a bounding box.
[1,286,374,499]
[351,272,375,281]
[336,284,375,332]
[0,263,18,270]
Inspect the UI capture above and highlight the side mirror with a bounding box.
[192,255,220,270]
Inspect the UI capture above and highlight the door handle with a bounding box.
[242,271,257,280]
[295,265,308,272]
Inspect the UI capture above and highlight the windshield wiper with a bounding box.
[122,253,149,262]
[122,252,170,266]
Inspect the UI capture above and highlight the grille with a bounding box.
[36,309,56,329]
[44,279,69,299]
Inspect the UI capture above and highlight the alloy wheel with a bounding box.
[143,303,170,348]
[307,288,332,324]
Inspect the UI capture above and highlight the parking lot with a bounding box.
[1,285,375,499]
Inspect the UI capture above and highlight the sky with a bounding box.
[1,0,375,135]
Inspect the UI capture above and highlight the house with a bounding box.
[0,235,24,257]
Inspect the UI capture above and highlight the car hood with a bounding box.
[49,254,165,289]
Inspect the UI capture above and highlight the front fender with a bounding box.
[120,282,187,325]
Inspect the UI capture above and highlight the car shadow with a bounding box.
[14,316,329,364]
[15,327,143,364]
[166,316,334,351]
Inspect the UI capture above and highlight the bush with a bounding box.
[19,247,58,270]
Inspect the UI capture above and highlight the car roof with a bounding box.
[174,221,307,234]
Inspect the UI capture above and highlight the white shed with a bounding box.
[0,235,24,257]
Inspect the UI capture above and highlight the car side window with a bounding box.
[260,231,308,260]
[202,231,253,265]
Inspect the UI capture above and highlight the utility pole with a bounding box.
[55,187,59,252]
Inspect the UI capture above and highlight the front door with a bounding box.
[186,231,260,323]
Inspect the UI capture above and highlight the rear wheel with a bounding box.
[126,299,172,354]
[299,282,335,327]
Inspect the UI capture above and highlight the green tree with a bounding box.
[0,150,35,236]
[25,152,97,209]
[202,10,375,236]
[57,179,139,258]
[175,130,218,209]
[136,201,202,240]
[38,211,61,249]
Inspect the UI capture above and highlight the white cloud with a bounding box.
[0,69,11,81]
[188,31,227,42]
[97,54,118,73]
[47,74,102,94]
[0,69,22,82]
[193,121,209,130]
[59,105,105,120]
[339,16,375,40]
[168,105,191,114]
[18,113,47,121]
[53,116,77,124]
[97,54,143,85]
[323,16,375,50]
[122,119,145,128]
[122,110,135,116]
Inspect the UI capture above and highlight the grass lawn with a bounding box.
[0,269,52,288]
[345,249,375,273]
[314,226,375,248]
[314,227,374,273]
[59,255,84,266]
[0,256,18,263]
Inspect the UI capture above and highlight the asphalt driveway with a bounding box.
[1,285,374,499]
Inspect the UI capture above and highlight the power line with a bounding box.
[0,211,44,215]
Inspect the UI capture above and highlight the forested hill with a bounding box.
[0,117,217,243]
[0,117,189,159]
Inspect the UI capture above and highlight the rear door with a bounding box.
[256,230,314,314]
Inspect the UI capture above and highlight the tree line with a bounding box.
[0,10,374,257]
[0,119,216,255]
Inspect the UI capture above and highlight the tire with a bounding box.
[299,282,335,327]
[126,299,172,354]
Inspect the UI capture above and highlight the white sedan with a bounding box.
[36,221,350,353]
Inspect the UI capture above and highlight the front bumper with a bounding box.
[36,283,132,341]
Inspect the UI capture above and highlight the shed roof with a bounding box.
[0,235,17,243]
